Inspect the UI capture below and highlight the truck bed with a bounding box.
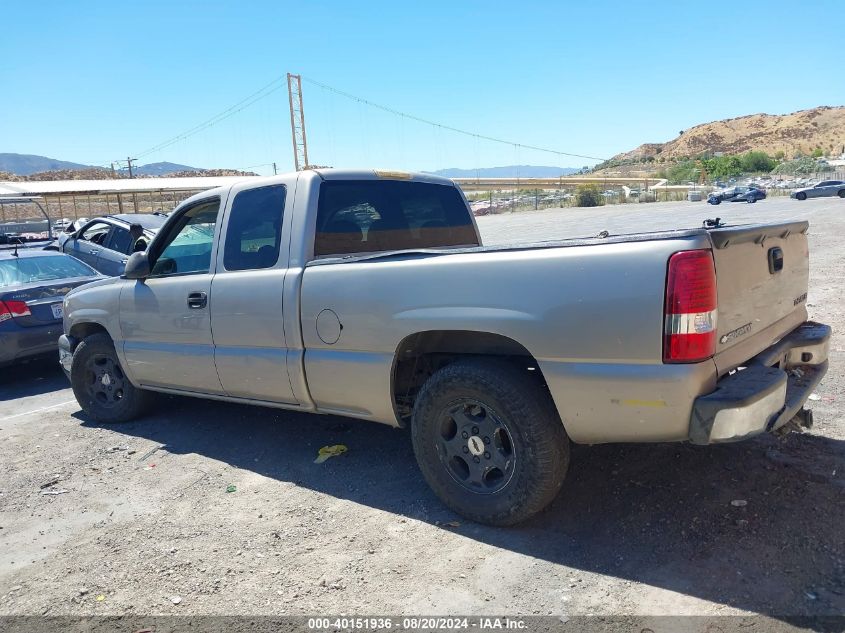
[300,220,812,444]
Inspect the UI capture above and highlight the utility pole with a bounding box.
[287,73,309,171]
[110,163,117,178]
[126,157,136,179]
[273,162,278,175]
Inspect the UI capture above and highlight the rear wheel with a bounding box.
[70,333,151,423]
[411,358,570,526]
[838,190,845,198]
[796,192,807,200]
[708,197,721,205]
[746,194,756,203]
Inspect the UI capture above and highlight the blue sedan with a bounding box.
[0,250,101,367]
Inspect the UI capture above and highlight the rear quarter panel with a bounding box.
[300,234,717,443]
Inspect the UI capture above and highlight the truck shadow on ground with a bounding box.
[0,357,69,401]
[79,394,845,621]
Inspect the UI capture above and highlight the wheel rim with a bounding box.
[435,399,516,494]
[83,353,127,408]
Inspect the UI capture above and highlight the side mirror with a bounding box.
[123,252,151,279]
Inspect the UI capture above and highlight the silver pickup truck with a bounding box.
[59,169,830,525]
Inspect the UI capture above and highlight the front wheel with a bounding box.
[411,358,570,526]
[796,192,807,200]
[838,190,845,199]
[746,195,756,203]
[70,333,151,423]
[708,197,721,205]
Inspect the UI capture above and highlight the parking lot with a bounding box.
[1,196,843,620]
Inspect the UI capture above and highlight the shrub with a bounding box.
[576,185,602,207]
[665,160,700,184]
[772,157,829,176]
[740,151,776,173]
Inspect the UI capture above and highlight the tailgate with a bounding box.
[708,221,810,375]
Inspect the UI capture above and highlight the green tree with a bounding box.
[665,160,700,184]
[575,185,602,207]
[772,157,828,176]
[740,151,775,173]
[701,155,744,179]
[811,147,824,158]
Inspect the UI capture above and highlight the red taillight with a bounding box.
[663,250,717,363]
[0,300,31,322]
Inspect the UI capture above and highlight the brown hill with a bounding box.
[614,106,845,161]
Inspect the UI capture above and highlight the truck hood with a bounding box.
[65,274,122,298]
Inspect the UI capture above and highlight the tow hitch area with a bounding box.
[689,322,830,444]
[775,407,814,437]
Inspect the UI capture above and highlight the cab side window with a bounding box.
[105,227,132,254]
[223,185,285,271]
[150,199,220,277]
[80,221,112,245]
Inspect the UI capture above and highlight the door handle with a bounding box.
[187,291,208,309]
[89,249,99,255]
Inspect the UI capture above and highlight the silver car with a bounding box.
[790,179,845,200]
[61,214,167,276]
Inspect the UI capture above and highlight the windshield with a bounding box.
[0,255,97,288]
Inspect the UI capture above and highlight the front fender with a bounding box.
[63,278,133,381]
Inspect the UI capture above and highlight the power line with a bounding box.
[102,72,605,171]
[129,75,288,161]
[301,75,607,163]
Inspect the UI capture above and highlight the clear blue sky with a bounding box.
[2,0,843,175]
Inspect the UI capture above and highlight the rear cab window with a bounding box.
[314,180,478,257]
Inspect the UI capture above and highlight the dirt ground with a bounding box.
[0,197,843,625]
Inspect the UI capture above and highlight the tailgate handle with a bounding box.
[768,247,783,274]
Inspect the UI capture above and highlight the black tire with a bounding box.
[708,197,721,205]
[411,358,570,526]
[70,333,151,423]
[746,195,756,203]
[838,190,845,198]
[796,191,807,200]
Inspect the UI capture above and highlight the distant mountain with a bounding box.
[0,154,209,177]
[129,161,204,176]
[431,165,579,178]
[0,153,91,176]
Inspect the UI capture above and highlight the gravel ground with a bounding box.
[0,196,842,623]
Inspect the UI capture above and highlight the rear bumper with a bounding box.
[689,321,830,444]
[0,322,63,366]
